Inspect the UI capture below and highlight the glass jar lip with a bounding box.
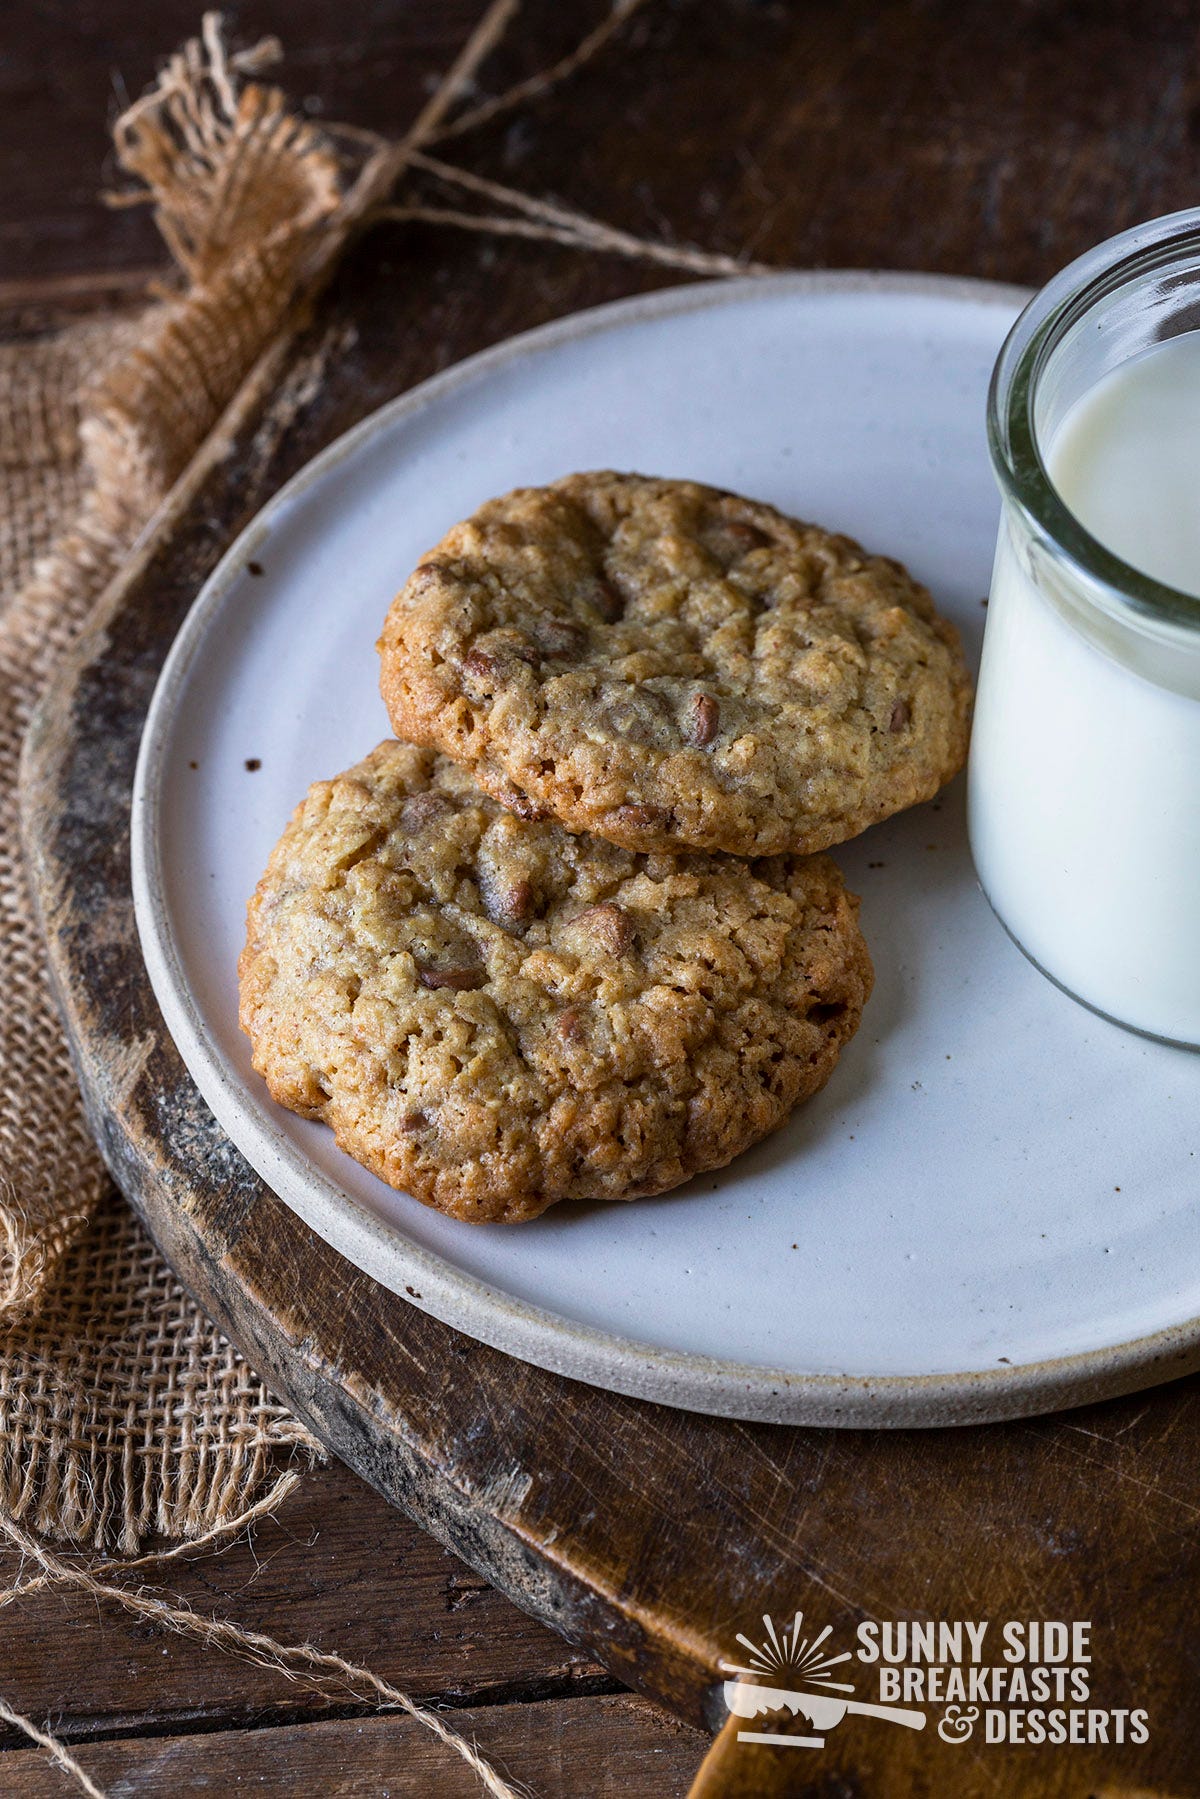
[988,205,1200,633]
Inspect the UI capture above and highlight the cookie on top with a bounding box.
[378,471,971,857]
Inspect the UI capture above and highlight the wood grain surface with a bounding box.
[0,1455,712,1795]
[10,2,1200,1795]
[0,1694,703,1798]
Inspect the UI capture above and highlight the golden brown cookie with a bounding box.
[239,741,872,1223]
[378,472,972,856]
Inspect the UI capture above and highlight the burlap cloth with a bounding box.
[0,21,347,1551]
[0,3,762,1568]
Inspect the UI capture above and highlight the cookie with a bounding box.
[377,472,972,856]
[239,741,872,1224]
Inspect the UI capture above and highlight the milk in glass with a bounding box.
[971,215,1200,1046]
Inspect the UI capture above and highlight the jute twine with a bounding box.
[0,5,770,1790]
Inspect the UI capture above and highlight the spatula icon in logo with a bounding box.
[720,1613,926,1749]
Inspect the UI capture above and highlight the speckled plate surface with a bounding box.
[132,274,1200,1426]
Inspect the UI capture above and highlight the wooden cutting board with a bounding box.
[19,232,1200,1798]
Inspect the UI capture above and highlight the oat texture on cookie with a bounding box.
[378,472,972,856]
[239,742,873,1223]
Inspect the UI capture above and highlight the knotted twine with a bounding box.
[0,5,768,1791]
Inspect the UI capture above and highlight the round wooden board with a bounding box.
[21,248,1200,1795]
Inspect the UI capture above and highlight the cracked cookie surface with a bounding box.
[239,741,872,1223]
[378,472,972,855]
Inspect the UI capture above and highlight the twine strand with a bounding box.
[393,148,773,275]
[0,1467,304,1611]
[407,0,525,147]
[384,200,770,276]
[326,0,527,246]
[0,1511,522,1799]
[382,202,602,249]
[430,0,651,143]
[0,1697,107,1799]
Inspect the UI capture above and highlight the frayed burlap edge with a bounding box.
[0,19,348,1321]
[0,11,365,1573]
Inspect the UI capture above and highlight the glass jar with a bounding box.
[970,209,1200,1048]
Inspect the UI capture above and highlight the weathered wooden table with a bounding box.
[5,4,1200,1795]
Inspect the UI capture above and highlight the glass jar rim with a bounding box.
[988,205,1200,633]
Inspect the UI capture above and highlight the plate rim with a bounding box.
[133,267,1200,1427]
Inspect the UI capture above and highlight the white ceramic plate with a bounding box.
[132,274,1200,1427]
